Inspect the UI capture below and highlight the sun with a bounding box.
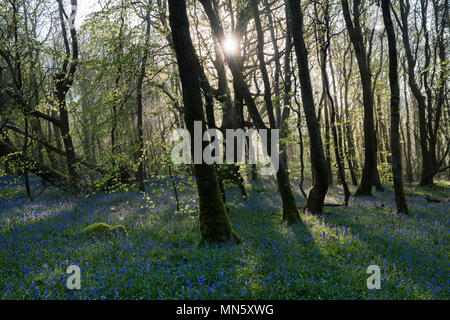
[223,36,238,55]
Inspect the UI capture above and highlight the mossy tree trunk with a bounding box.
[168,0,239,244]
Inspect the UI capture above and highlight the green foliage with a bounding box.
[378,162,393,184]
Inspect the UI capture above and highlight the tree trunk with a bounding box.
[55,85,79,190]
[318,4,351,205]
[398,0,437,186]
[342,45,359,185]
[288,0,329,214]
[135,8,151,193]
[341,0,378,196]
[53,0,79,191]
[250,0,300,224]
[168,0,239,244]
[381,0,408,214]
[402,65,414,183]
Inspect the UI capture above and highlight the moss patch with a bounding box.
[81,222,128,237]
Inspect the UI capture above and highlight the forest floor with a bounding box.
[0,175,448,299]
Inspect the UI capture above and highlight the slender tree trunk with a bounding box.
[292,71,308,199]
[402,65,414,183]
[135,8,152,193]
[318,3,350,205]
[342,46,359,185]
[398,0,435,186]
[323,97,333,186]
[381,0,408,214]
[23,116,32,201]
[251,0,300,224]
[289,0,329,214]
[280,0,293,175]
[341,0,378,196]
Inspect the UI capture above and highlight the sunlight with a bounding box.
[223,36,238,55]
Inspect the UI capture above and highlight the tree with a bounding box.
[135,2,152,193]
[51,0,80,190]
[167,0,239,244]
[0,0,81,192]
[200,0,300,224]
[381,0,408,214]
[250,0,300,224]
[395,0,449,186]
[341,0,382,196]
[314,1,351,205]
[288,0,329,214]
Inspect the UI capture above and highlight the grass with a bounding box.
[0,175,448,299]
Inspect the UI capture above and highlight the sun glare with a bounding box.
[223,36,238,55]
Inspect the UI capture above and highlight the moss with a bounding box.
[81,222,128,237]
[194,164,241,244]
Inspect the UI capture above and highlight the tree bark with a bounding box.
[381,0,408,214]
[135,7,152,193]
[168,0,239,244]
[397,0,437,186]
[288,0,329,214]
[341,0,379,196]
[250,0,300,224]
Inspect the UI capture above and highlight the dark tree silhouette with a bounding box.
[288,0,329,214]
[167,0,239,244]
[381,0,408,214]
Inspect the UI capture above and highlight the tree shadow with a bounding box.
[317,200,448,299]
[223,188,372,299]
